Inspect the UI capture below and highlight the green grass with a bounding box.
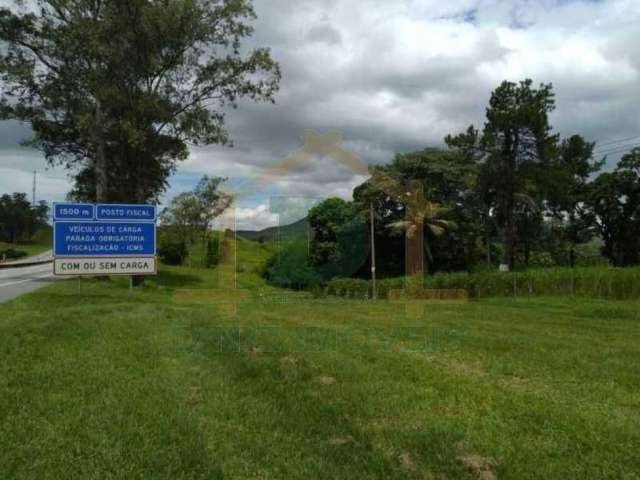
[0,241,51,257]
[182,231,274,272]
[1,257,639,478]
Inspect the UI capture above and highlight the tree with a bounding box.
[353,149,466,275]
[370,174,455,276]
[264,240,320,290]
[447,79,557,271]
[386,195,455,274]
[193,175,233,264]
[308,198,354,266]
[446,126,495,267]
[586,148,640,266]
[308,197,368,280]
[159,192,200,244]
[160,175,232,265]
[0,0,280,203]
[513,201,543,267]
[0,193,48,243]
[546,135,603,266]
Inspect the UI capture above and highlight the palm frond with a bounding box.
[514,192,538,211]
[428,224,445,236]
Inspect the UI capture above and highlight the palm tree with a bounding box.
[377,177,456,278]
[387,195,455,277]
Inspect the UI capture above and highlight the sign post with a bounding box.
[53,203,157,277]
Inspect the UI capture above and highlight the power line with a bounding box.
[594,134,640,150]
[594,143,640,155]
[596,141,640,154]
[594,142,640,157]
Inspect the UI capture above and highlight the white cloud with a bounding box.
[1,0,640,230]
[221,204,280,231]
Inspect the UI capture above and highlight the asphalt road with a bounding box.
[0,252,55,303]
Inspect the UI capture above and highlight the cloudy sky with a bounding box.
[1,0,639,229]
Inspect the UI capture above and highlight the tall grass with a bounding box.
[327,266,640,300]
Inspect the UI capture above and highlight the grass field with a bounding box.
[1,253,639,478]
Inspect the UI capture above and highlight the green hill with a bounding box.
[236,218,309,243]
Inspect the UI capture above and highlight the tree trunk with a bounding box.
[132,161,148,288]
[405,220,424,280]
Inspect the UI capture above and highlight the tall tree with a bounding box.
[0,0,280,203]
[447,79,557,271]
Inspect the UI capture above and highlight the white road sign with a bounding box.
[54,257,157,276]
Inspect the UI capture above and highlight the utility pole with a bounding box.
[370,202,377,300]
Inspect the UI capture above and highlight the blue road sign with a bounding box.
[96,204,156,222]
[54,221,156,257]
[53,203,95,221]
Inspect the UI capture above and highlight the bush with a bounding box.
[264,241,321,290]
[0,248,27,261]
[158,240,188,266]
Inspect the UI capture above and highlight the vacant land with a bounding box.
[1,263,639,479]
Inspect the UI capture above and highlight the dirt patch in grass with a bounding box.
[186,386,204,405]
[318,375,337,385]
[457,453,498,480]
[280,355,298,365]
[399,451,416,471]
[329,436,354,446]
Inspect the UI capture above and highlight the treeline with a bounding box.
[0,193,48,244]
[267,79,640,288]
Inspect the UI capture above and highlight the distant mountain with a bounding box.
[236,218,308,243]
